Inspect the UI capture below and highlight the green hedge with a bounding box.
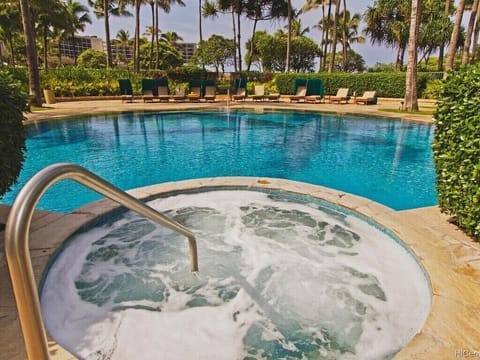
[275,72,432,97]
[433,66,480,241]
[0,75,28,197]
[0,66,438,99]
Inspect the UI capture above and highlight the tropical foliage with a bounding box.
[433,66,480,241]
[0,75,27,196]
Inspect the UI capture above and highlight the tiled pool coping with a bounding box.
[1,177,480,359]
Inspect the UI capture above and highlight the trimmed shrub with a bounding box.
[0,75,28,197]
[274,72,431,97]
[433,66,480,241]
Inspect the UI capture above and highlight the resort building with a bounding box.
[178,42,197,63]
[59,35,104,59]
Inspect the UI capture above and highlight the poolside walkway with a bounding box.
[1,98,479,359]
[24,95,435,124]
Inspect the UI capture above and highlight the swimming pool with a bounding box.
[1,109,437,212]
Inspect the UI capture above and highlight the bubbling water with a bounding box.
[40,190,431,360]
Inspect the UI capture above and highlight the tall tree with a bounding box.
[462,0,479,64]
[471,1,480,62]
[363,0,411,70]
[0,2,22,66]
[65,0,92,65]
[302,0,333,72]
[35,0,68,70]
[116,28,131,63]
[203,0,239,71]
[244,0,288,71]
[405,0,421,111]
[445,0,465,71]
[327,0,340,72]
[199,0,203,42]
[88,0,131,68]
[286,0,292,72]
[18,0,42,106]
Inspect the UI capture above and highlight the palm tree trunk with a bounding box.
[328,0,340,72]
[43,25,49,71]
[18,0,42,106]
[286,0,292,72]
[134,0,141,72]
[462,0,479,65]
[247,17,259,72]
[8,34,16,67]
[155,0,160,69]
[318,1,326,72]
[323,0,332,71]
[341,0,347,70]
[104,0,113,68]
[405,0,420,112]
[395,44,403,70]
[471,0,480,62]
[231,9,237,71]
[437,0,450,70]
[236,6,242,71]
[199,0,203,42]
[149,3,155,70]
[445,0,465,72]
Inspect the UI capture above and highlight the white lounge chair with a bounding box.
[330,88,350,104]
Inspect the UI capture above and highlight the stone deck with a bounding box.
[1,98,479,359]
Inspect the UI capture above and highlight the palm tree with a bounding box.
[336,10,364,69]
[327,0,340,72]
[35,0,68,70]
[244,0,288,71]
[203,0,238,71]
[88,0,131,68]
[302,0,334,72]
[404,0,420,111]
[363,0,410,70]
[471,2,480,62]
[18,0,41,105]
[462,0,479,64]
[0,2,22,66]
[445,0,465,71]
[286,0,292,72]
[64,0,91,65]
[116,28,131,64]
[199,0,203,42]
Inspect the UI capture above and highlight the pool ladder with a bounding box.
[4,163,199,360]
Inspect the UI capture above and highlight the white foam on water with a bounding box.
[41,190,431,359]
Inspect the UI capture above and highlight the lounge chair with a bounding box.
[232,87,247,101]
[252,85,265,102]
[170,86,186,102]
[354,91,377,105]
[157,85,170,102]
[305,95,323,103]
[265,93,280,102]
[289,86,307,102]
[204,86,216,102]
[141,79,156,102]
[188,86,201,102]
[304,79,324,104]
[119,79,134,103]
[330,88,350,104]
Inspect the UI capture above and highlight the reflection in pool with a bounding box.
[40,190,431,359]
[1,110,436,211]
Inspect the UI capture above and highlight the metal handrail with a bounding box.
[4,163,199,360]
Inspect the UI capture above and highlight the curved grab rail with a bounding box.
[4,163,198,360]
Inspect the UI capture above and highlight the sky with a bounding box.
[78,0,399,68]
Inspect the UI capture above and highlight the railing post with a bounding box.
[4,163,198,359]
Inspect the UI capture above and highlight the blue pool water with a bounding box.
[1,109,437,212]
